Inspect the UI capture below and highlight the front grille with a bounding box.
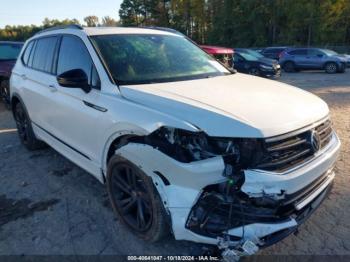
[255,119,333,172]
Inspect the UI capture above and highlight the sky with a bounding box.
[0,0,123,28]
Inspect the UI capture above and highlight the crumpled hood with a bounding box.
[120,73,329,138]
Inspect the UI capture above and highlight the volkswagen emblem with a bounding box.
[310,130,321,153]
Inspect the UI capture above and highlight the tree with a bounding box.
[0,18,82,41]
[101,16,118,26]
[84,16,99,27]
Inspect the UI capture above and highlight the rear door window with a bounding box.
[57,35,100,89]
[31,36,58,73]
[308,49,324,56]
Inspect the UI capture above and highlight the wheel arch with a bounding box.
[101,127,150,179]
[323,61,337,69]
[10,92,25,119]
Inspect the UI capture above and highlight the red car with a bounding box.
[200,45,234,68]
[0,41,23,104]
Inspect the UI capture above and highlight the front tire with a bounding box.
[13,102,46,150]
[106,155,169,242]
[248,67,259,76]
[283,61,296,72]
[325,62,337,74]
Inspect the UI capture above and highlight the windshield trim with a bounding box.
[115,71,231,85]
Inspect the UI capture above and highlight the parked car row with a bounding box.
[202,44,348,76]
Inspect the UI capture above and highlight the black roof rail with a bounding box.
[35,24,83,35]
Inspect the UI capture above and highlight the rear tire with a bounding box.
[283,61,296,72]
[325,62,337,74]
[106,155,170,242]
[13,102,46,150]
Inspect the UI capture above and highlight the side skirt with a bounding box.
[32,122,104,183]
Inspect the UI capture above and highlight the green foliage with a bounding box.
[119,0,350,47]
[1,1,349,47]
[0,18,82,41]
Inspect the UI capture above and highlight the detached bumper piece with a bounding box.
[186,169,334,246]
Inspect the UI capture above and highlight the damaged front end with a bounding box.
[186,168,334,245]
[114,123,340,259]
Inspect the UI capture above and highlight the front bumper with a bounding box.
[115,132,340,248]
[259,66,281,78]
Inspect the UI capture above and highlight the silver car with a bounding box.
[280,48,347,73]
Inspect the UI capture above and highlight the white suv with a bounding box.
[10,25,340,257]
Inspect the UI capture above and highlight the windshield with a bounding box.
[322,49,338,56]
[239,52,259,61]
[245,50,264,59]
[91,34,230,85]
[0,43,23,60]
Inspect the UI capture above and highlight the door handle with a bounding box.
[48,85,57,92]
[21,74,27,80]
[83,101,108,112]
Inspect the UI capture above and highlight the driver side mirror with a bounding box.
[57,69,91,93]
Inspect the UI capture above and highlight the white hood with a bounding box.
[120,73,329,138]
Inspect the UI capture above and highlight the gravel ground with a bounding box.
[0,70,349,257]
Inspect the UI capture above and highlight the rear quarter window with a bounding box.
[22,41,35,65]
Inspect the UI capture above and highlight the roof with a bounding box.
[83,27,180,36]
[200,45,234,55]
[34,25,183,38]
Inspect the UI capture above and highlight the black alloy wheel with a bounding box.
[111,163,153,231]
[107,155,169,242]
[15,102,30,145]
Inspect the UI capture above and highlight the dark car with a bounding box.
[233,48,281,78]
[279,48,347,73]
[0,41,24,104]
[261,46,290,60]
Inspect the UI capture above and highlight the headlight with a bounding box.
[148,127,240,163]
[260,64,273,70]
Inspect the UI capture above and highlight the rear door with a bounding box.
[288,49,308,67]
[307,49,326,69]
[20,36,60,130]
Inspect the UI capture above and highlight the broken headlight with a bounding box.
[147,127,241,163]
